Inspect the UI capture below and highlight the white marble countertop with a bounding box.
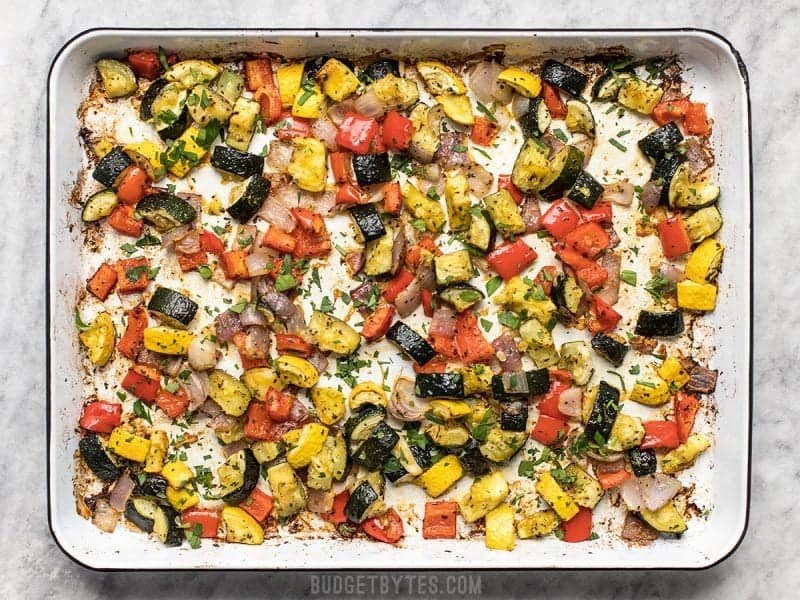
[2,0,795,597]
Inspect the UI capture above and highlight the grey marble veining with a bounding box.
[1,0,796,597]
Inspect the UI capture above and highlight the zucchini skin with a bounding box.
[540,145,584,201]
[591,333,629,367]
[136,192,197,231]
[147,287,198,329]
[541,59,588,97]
[457,439,492,476]
[160,504,185,547]
[227,175,271,223]
[362,59,400,81]
[386,321,436,366]
[134,474,169,498]
[158,108,191,141]
[345,480,379,523]
[566,170,604,209]
[638,122,683,162]
[491,369,550,401]
[124,499,155,533]
[415,373,465,399]
[344,404,387,441]
[79,434,121,482]
[628,447,657,477]
[585,381,620,441]
[211,145,265,178]
[500,401,528,431]
[518,97,551,139]
[352,421,399,470]
[352,153,392,186]
[221,448,260,505]
[140,79,169,121]
[350,203,386,242]
[303,56,356,80]
[634,310,684,337]
[651,154,685,205]
[92,147,133,188]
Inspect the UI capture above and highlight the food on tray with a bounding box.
[72,49,719,550]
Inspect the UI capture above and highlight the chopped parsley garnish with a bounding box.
[133,399,152,424]
[485,275,503,297]
[552,128,569,143]
[620,270,637,286]
[229,300,248,314]
[609,138,627,152]
[644,275,674,301]
[476,100,498,124]
[125,265,148,282]
[497,310,521,330]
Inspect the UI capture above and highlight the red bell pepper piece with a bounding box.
[597,468,630,490]
[486,239,538,281]
[87,263,118,301]
[116,166,150,205]
[470,116,500,146]
[329,151,352,183]
[291,208,331,258]
[381,110,413,151]
[241,488,274,522]
[652,97,691,126]
[537,380,570,419]
[275,111,312,139]
[108,204,143,237]
[533,265,558,296]
[362,508,404,544]
[335,112,379,154]
[640,420,680,450]
[422,501,458,539]
[177,249,208,273]
[199,229,226,255]
[220,250,250,280]
[454,311,496,364]
[181,508,221,538]
[232,330,269,371]
[674,392,701,443]
[335,182,367,205]
[383,181,402,215]
[561,506,592,543]
[117,305,148,360]
[361,305,396,342]
[79,401,122,433]
[383,269,415,303]
[684,102,711,136]
[244,59,274,91]
[275,334,313,357]
[155,387,189,419]
[244,402,273,440]
[578,200,612,225]
[265,388,294,422]
[556,246,608,289]
[541,82,567,119]
[262,226,297,253]
[324,490,351,524]
[658,216,692,259]
[498,174,524,204]
[115,257,150,294]
[541,199,581,239]
[413,357,447,374]
[531,414,570,446]
[127,51,163,80]
[564,222,610,259]
[430,329,459,360]
[121,364,161,403]
[371,124,387,153]
[591,296,622,332]
[420,289,434,317]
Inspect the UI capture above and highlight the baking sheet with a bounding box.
[48,29,752,570]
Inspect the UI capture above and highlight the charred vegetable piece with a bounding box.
[565,99,595,135]
[566,170,604,209]
[591,333,629,367]
[457,439,493,476]
[345,478,382,524]
[135,474,169,498]
[350,203,386,242]
[415,373,465,399]
[638,122,683,162]
[344,404,387,443]
[386,321,436,366]
[352,421,399,471]
[585,381,620,442]
[303,55,355,80]
[518,97,551,138]
[79,434,121,481]
[491,369,550,401]
[500,401,528,432]
[139,79,169,121]
[552,273,584,317]
[628,447,658,477]
[211,145,265,178]
[135,193,197,232]
[541,59,588,97]
[591,71,630,101]
[362,58,400,81]
[352,153,392,186]
[540,145,584,200]
[650,153,685,205]
[634,310,684,337]
[220,448,260,505]
[148,287,198,329]
[92,147,134,188]
[227,175,270,223]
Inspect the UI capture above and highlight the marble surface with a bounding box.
[2,0,795,597]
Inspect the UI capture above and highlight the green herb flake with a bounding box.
[485,275,503,297]
[620,270,637,286]
[552,128,569,143]
[197,265,213,280]
[609,138,627,152]
[476,100,498,124]
[229,300,248,314]
[133,399,152,424]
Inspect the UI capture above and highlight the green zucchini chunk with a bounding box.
[629,447,657,477]
[415,372,465,399]
[634,309,684,337]
[139,78,169,121]
[566,170,604,209]
[79,434,121,482]
[211,145,264,179]
[135,192,197,232]
[125,498,155,533]
[591,332,629,367]
[638,122,683,162]
[559,340,594,386]
[352,153,392,186]
[386,321,436,366]
[466,208,496,253]
[565,99,595,136]
[134,474,169,498]
[345,479,380,524]
[518,97,552,139]
[303,56,356,80]
[650,154,685,205]
[500,401,528,432]
[158,108,191,141]
[82,189,119,222]
[438,284,484,312]
[147,287,198,329]
[540,145,584,200]
[362,59,400,81]
[591,70,630,101]
[350,203,386,242]
[227,175,270,223]
[491,369,550,401]
[552,273,584,318]
[541,59,588,97]
[344,404,387,443]
[352,421,399,471]
[585,381,620,441]
[221,448,260,506]
[92,147,133,188]
[457,439,492,476]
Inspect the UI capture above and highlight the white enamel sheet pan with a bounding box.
[47,29,752,570]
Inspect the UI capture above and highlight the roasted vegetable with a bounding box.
[285,423,329,469]
[222,506,264,544]
[444,171,472,231]
[308,310,360,355]
[661,433,711,474]
[147,287,198,329]
[458,470,509,523]
[517,510,560,539]
[79,312,115,366]
[108,427,150,462]
[275,355,320,388]
[79,434,120,481]
[485,504,516,551]
[220,448,260,505]
[96,59,137,98]
[267,462,307,518]
[563,464,603,508]
[559,341,594,386]
[416,60,466,95]
[350,203,386,242]
[634,310,684,337]
[639,500,687,534]
[402,182,446,232]
[208,369,252,416]
[606,414,645,451]
[584,382,620,441]
[479,428,526,463]
[484,189,525,236]
[541,59,587,97]
[386,321,436,365]
[311,387,347,425]
[434,250,473,287]
[288,137,327,192]
[591,333,629,367]
[415,455,464,498]
[617,77,664,114]
[536,471,579,520]
[416,373,465,399]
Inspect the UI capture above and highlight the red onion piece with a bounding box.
[390,226,407,276]
[209,413,239,433]
[92,499,120,533]
[307,488,335,513]
[466,161,493,197]
[222,439,249,458]
[240,303,269,328]
[199,398,223,417]
[603,181,634,206]
[595,252,621,306]
[437,132,469,169]
[511,93,530,119]
[245,250,275,278]
[311,118,340,151]
[214,310,243,343]
[492,76,514,104]
[160,224,191,248]
[470,61,503,104]
[557,386,583,418]
[621,512,659,544]
[521,197,542,233]
[184,370,210,411]
[417,260,436,291]
[540,133,565,157]
[354,90,385,119]
[266,141,294,172]
[685,137,714,178]
[388,377,429,422]
[429,305,457,339]
[307,349,329,374]
[659,262,684,284]
[327,99,356,126]
[639,473,681,511]
[240,325,271,358]
[177,192,202,217]
[640,181,662,214]
[492,334,522,372]
[109,472,135,512]
[394,278,422,317]
[255,277,299,321]
[174,229,200,255]
[345,248,365,275]
[422,163,442,182]
[258,184,299,232]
